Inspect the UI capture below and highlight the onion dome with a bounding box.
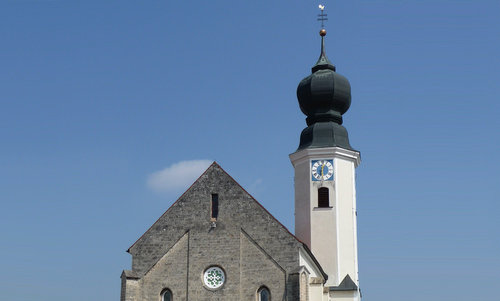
[296,29,354,151]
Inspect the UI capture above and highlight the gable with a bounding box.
[139,231,189,300]
[127,162,304,276]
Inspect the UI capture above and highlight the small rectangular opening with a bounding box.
[318,187,329,208]
[211,194,219,220]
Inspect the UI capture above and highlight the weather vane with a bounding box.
[317,4,328,28]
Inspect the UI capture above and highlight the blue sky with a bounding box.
[1,1,499,300]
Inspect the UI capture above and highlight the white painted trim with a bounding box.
[298,247,324,281]
[312,207,333,211]
[334,158,340,285]
[352,162,359,287]
[290,147,361,167]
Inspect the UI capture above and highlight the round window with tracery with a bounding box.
[203,266,225,289]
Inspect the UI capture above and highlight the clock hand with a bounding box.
[321,164,325,178]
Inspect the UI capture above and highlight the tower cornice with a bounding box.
[289,147,361,167]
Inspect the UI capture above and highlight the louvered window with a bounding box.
[318,187,329,207]
[211,194,219,219]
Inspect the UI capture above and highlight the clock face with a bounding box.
[311,159,334,181]
[203,266,225,289]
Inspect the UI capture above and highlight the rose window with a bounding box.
[203,266,225,289]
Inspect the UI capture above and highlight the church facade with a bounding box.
[120,28,361,301]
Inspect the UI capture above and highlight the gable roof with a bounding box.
[126,161,327,280]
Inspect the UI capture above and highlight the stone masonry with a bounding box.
[121,162,321,301]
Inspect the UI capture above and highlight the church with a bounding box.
[120,24,362,301]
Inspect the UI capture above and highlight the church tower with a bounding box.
[290,27,361,300]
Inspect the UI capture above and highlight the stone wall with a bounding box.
[121,163,307,300]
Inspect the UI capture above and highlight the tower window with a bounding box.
[211,194,219,220]
[318,187,329,207]
[161,289,172,301]
[258,286,270,301]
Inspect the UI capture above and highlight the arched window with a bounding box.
[318,187,329,208]
[161,289,172,301]
[258,286,270,301]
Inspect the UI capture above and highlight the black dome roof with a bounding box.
[297,69,351,126]
[295,31,354,151]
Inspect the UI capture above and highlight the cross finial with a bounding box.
[317,4,328,28]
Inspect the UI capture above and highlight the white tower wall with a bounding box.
[290,147,360,298]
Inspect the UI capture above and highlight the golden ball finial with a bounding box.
[320,29,327,36]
